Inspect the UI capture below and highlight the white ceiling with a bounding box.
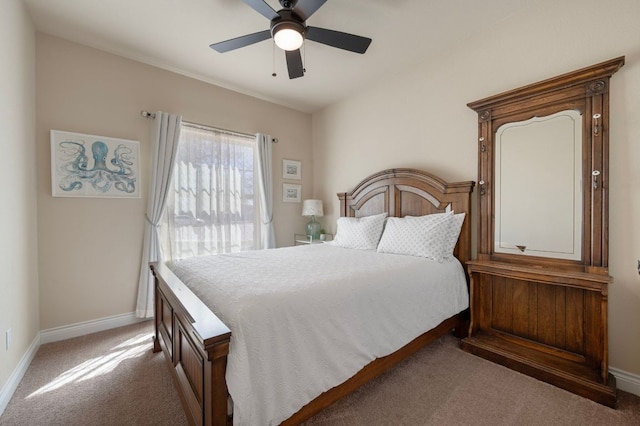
[24,0,527,113]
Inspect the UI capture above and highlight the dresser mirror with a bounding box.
[494,109,583,260]
[470,56,625,271]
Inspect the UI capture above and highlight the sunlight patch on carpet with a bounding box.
[27,333,151,398]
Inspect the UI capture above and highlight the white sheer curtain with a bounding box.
[255,133,275,249]
[163,124,260,260]
[135,112,182,318]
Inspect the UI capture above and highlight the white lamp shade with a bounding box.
[302,199,323,217]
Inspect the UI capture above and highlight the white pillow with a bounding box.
[376,213,453,261]
[328,213,388,250]
[442,213,465,260]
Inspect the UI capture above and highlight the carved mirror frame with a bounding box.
[468,57,625,273]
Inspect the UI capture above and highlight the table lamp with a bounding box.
[302,199,323,240]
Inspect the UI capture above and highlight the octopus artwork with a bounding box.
[52,132,139,197]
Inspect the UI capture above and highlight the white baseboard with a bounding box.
[0,333,40,416]
[40,312,149,344]
[611,367,640,397]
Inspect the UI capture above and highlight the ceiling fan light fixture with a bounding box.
[272,22,304,51]
[210,0,372,79]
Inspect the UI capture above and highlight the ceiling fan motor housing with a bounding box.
[270,9,306,39]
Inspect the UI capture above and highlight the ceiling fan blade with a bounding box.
[241,0,279,21]
[285,49,304,79]
[306,26,372,54]
[292,0,327,21]
[210,30,272,53]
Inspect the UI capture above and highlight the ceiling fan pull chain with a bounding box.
[303,42,306,74]
[272,40,277,77]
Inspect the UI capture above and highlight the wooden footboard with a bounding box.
[151,262,231,426]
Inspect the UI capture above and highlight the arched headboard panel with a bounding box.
[337,168,475,264]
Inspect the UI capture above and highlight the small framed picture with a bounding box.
[282,159,301,180]
[283,183,301,203]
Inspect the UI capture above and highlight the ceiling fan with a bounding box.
[210,0,372,79]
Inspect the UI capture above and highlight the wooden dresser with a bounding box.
[460,57,624,407]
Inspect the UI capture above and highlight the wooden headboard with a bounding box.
[337,168,475,265]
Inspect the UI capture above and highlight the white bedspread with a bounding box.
[167,244,469,426]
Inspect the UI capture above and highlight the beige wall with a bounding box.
[0,0,39,390]
[312,0,640,376]
[36,34,312,330]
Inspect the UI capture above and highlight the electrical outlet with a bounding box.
[5,329,11,351]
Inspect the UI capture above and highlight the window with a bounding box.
[162,123,259,260]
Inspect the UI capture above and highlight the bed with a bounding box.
[150,168,475,425]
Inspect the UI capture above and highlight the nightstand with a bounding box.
[294,233,333,245]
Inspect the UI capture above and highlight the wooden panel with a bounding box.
[474,273,492,331]
[536,284,555,347]
[157,290,173,358]
[553,286,567,349]
[565,287,584,354]
[175,320,205,425]
[600,91,611,268]
[161,294,173,340]
[488,278,577,351]
[465,261,613,404]
[584,291,603,368]
[352,191,386,217]
[511,280,530,338]
[591,92,605,267]
[203,344,230,426]
[491,276,510,333]
[527,281,538,339]
[396,185,441,217]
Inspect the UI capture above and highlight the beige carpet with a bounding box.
[1,321,638,425]
[0,321,188,426]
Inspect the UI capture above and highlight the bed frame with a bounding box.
[150,168,474,425]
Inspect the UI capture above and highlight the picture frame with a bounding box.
[282,183,302,203]
[50,130,140,198]
[282,159,301,180]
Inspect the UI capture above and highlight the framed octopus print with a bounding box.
[50,130,140,198]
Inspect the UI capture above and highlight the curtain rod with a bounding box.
[140,110,278,143]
